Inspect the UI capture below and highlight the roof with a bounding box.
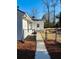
[17,9,43,22]
[32,18,43,21]
[17,9,25,14]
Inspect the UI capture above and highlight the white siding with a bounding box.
[22,19,33,39]
[32,21,44,31]
[17,11,24,40]
[27,21,33,35]
[22,19,28,39]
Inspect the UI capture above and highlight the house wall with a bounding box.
[27,22,33,35]
[32,21,44,31]
[17,11,24,40]
[22,20,33,38]
[22,19,28,39]
[22,16,33,39]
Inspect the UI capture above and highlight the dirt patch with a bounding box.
[44,40,61,59]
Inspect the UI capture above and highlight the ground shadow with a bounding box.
[17,49,35,59]
[44,40,61,59]
[49,52,61,59]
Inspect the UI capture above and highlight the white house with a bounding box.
[32,18,44,31]
[17,9,44,40]
[17,9,33,40]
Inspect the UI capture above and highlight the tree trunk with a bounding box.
[47,6,50,27]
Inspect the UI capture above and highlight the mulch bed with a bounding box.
[17,35,36,59]
[44,40,61,59]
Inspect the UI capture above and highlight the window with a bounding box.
[37,24,39,27]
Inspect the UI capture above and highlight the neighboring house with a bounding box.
[32,18,44,31]
[17,9,44,40]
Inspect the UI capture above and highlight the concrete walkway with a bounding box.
[35,32,50,59]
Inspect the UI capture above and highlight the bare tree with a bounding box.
[42,0,51,26]
[51,0,61,43]
[41,0,51,40]
[51,0,58,25]
[42,0,61,41]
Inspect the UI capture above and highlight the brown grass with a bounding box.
[44,40,61,59]
[17,36,36,59]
